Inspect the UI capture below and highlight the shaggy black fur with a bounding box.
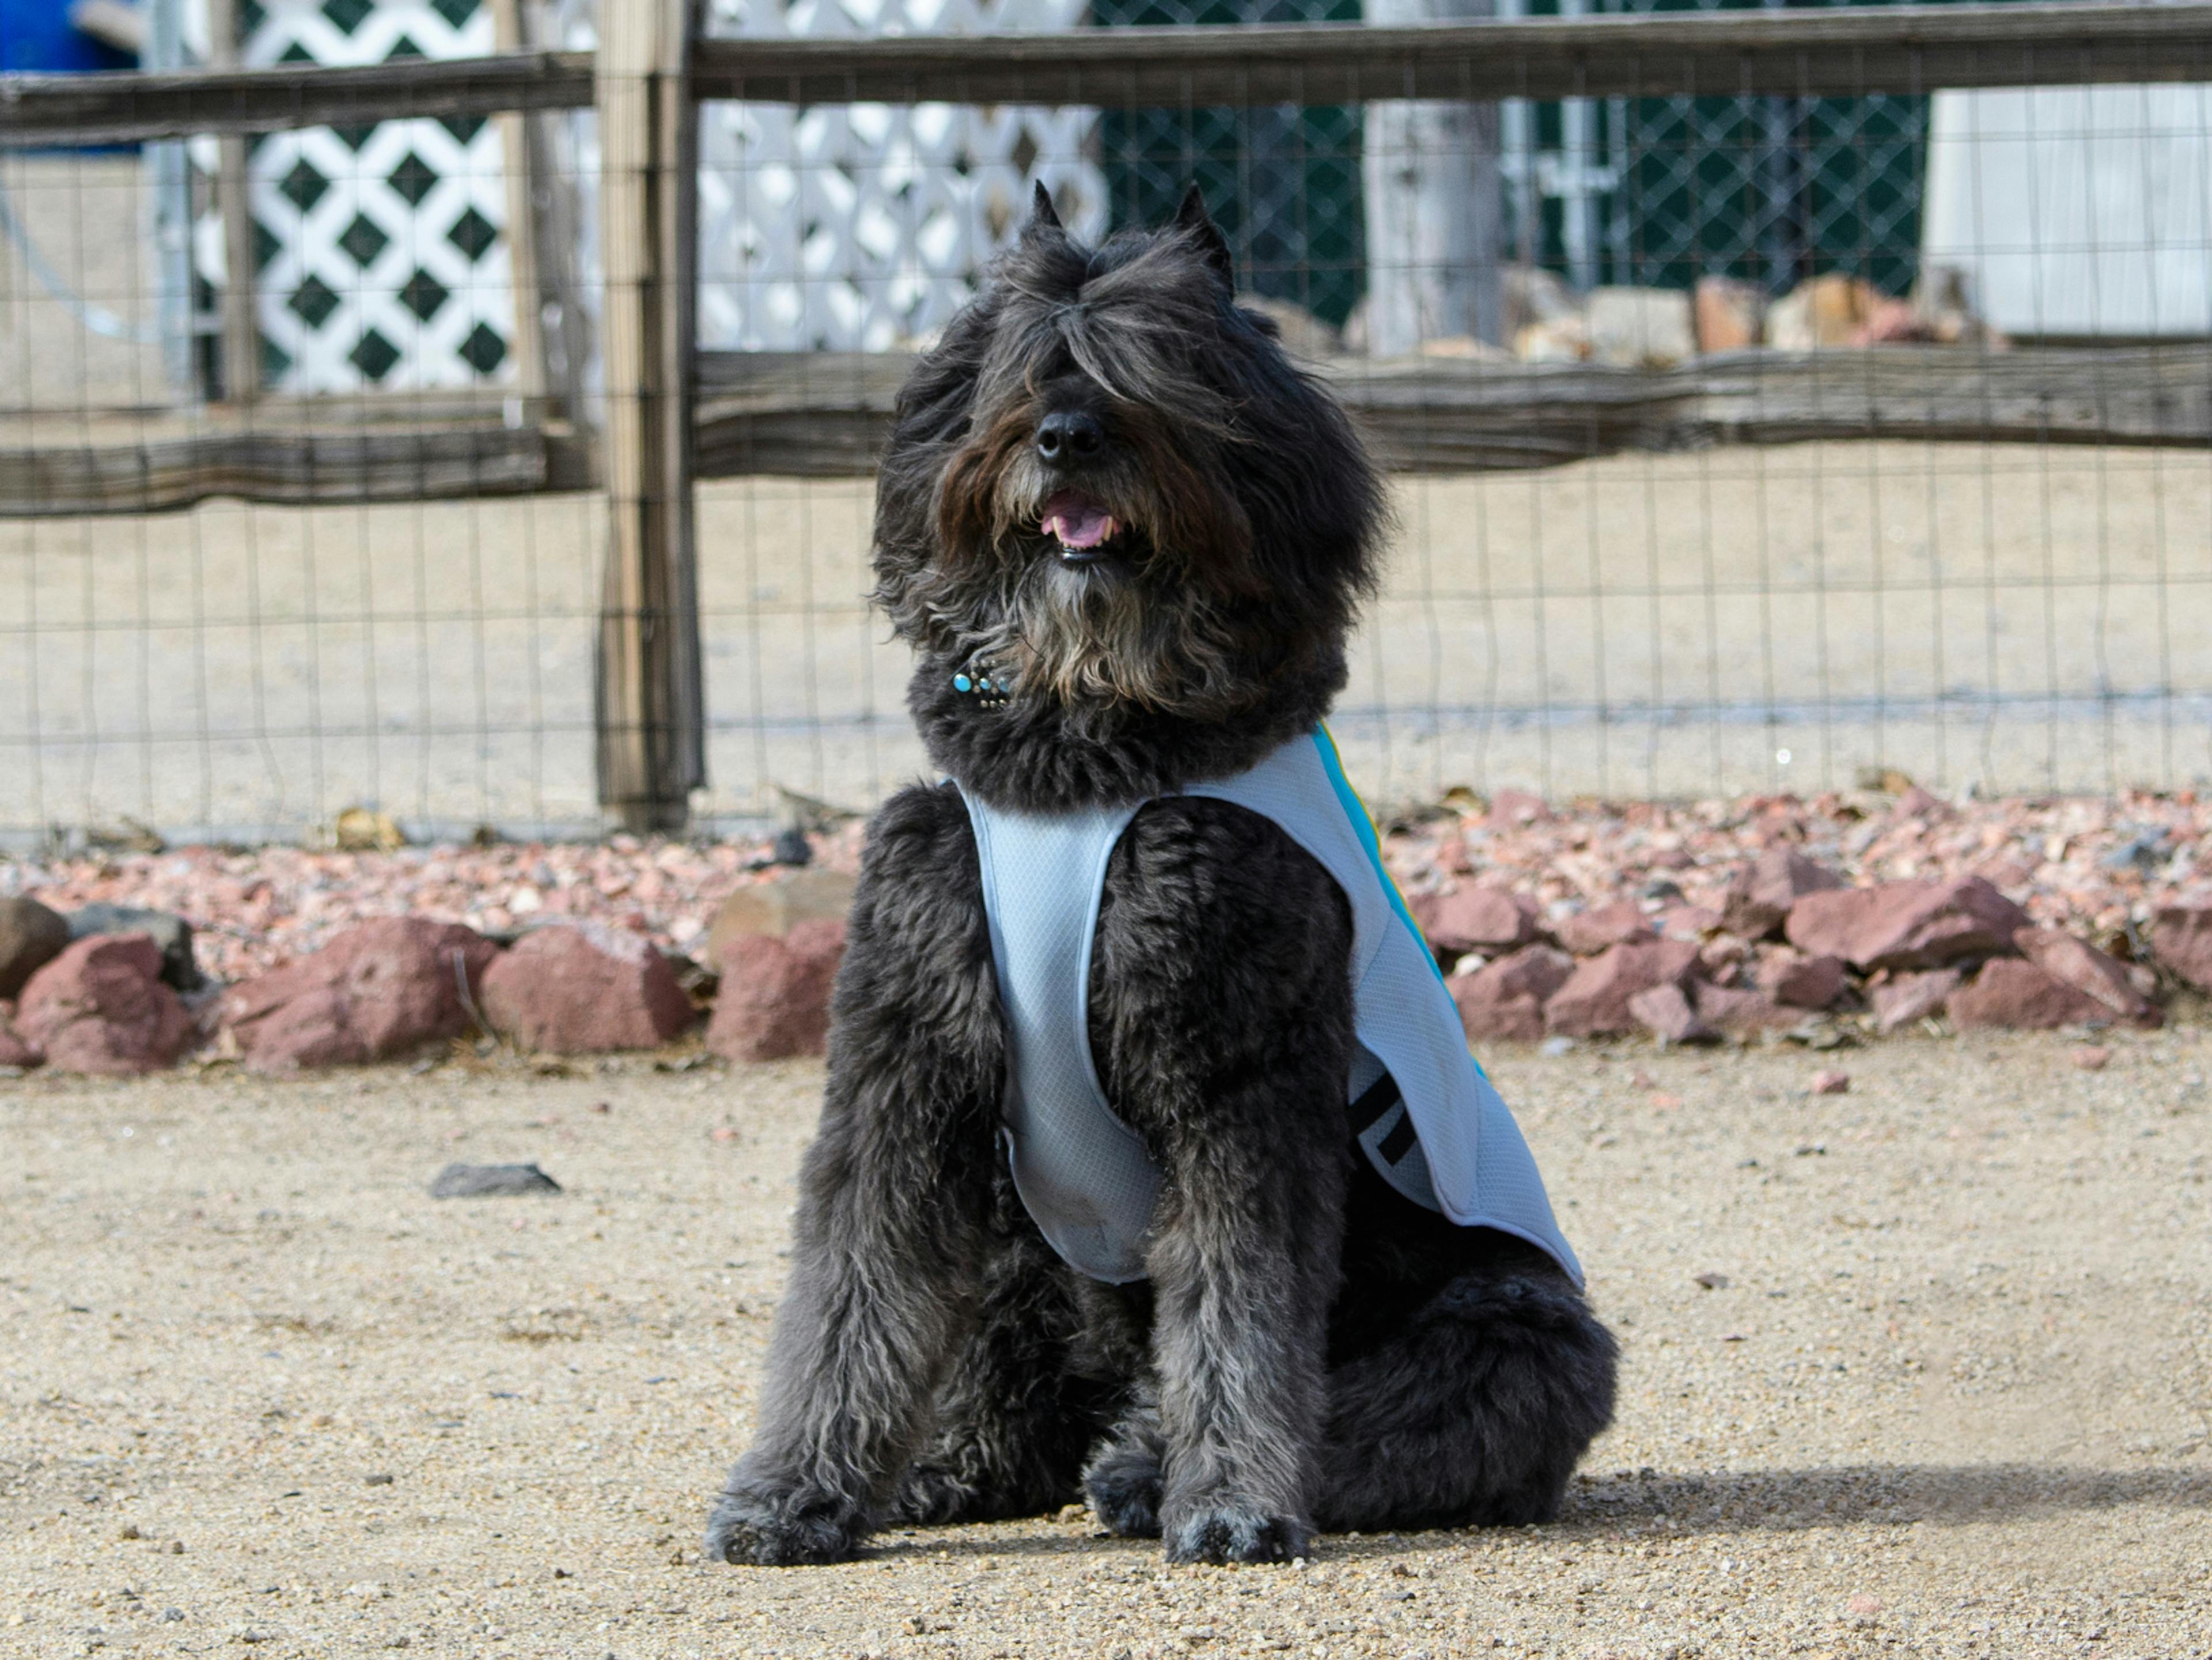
[704,187,1618,1568]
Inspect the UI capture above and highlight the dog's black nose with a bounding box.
[1035,410,1104,464]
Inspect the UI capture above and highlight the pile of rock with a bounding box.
[7,823,2210,1078]
[1337,265,2006,369]
[1422,847,2202,1047]
[0,869,859,1078]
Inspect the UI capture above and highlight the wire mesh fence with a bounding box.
[4,0,2212,852]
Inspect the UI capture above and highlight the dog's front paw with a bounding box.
[703,1478,862,1566]
[1081,1445,1162,1537]
[1163,1504,1310,1565]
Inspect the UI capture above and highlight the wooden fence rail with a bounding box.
[7,0,2212,147]
[698,344,2212,477]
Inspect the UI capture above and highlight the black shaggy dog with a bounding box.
[704,187,1617,1567]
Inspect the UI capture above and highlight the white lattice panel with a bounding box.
[189,0,516,394]
[698,0,1107,351]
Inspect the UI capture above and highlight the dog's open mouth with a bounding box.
[1040,490,1125,565]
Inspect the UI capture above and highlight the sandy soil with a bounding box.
[5,1033,2211,1659]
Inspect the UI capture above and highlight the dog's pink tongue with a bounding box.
[1042,493,1115,550]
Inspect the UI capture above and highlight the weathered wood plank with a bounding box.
[207,0,259,407]
[6,2,2211,148]
[9,345,2207,513]
[593,0,706,833]
[0,425,578,516]
[0,49,594,148]
[691,1,2212,107]
[694,344,2212,477]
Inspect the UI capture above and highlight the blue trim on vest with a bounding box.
[1309,728,1498,1084]
[1310,727,1446,992]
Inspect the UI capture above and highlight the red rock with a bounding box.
[1870,968,1961,1034]
[705,868,858,967]
[478,922,696,1054]
[1657,904,1724,942]
[1556,899,1656,956]
[1784,876,2031,972]
[2072,1045,2112,1071]
[1694,982,1799,1036]
[1721,848,1846,940]
[2012,927,2159,1028]
[1948,959,2108,1030]
[1487,788,1550,826]
[1852,296,1933,346]
[1628,982,1718,1044]
[0,895,71,999]
[708,918,848,1062]
[1545,939,1701,1038]
[1756,949,1848,1011]
[1450,944,1574,1045]
[1415,886,1540,957]
[1892,784,1947,818]
[224,917,501,1072]
[1811,1069,1850,1095]
[1694,274,1765,353]
[1698,932,1753,978]
[2150,905,2212,992]
[16,934,191,1075]
[0,999,43,1068]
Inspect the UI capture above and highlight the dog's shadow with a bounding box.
[1552,1461,2212,1537]
[863,1463,2212,1561]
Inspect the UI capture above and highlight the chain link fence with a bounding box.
[4,1,2211,850]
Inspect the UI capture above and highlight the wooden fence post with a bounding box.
[206,0,260,403]
[594,0,705,833]
[488,0,547,405]
[1362,0,1505,352]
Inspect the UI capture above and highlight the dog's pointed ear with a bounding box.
[1173,183,1234,288]
[1024,180,1064,239]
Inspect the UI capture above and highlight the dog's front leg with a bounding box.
[705,788,1004,1566]
[1103,805,1358,1566]
[1144,1069,1347,1564]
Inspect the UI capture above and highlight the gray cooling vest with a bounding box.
[959,727,1582,1288]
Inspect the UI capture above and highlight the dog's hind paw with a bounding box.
[1163,1506,1310,1566]
[703,1485,861,1567]
[1081,1447,1163,1538]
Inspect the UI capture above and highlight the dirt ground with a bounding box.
[5,1033,2210,1659]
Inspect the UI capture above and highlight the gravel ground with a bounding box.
[5,1034,2210,1659]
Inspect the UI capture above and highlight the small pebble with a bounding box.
[1811,1069,1850,1095]
[2072,1045,2112,1071]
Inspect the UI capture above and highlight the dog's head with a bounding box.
[874,185,1386,733]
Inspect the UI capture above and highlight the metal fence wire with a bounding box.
[3,0,2212,850]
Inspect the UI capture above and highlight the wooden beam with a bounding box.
[206,0,258,407]
[0,423,581,516]
[690,0,2212,106]
[12,343,2212,515]
[5,2,2212,148]
[488,0,546,404]
[0,50,596,148]
[593,0,704,834]
[692,343,2212,477]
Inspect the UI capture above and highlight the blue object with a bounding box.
[953,674,973,693]
[957,725,1583,1287]
[1,0,138,73]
